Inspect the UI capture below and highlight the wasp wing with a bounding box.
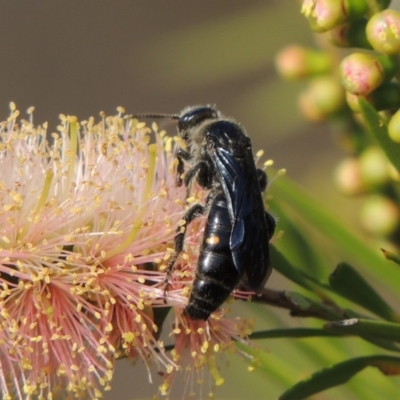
[212,147,272,292]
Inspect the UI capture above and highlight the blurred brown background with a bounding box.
[0,1,369,399]
[0,0,337,182]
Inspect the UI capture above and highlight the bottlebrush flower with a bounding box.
[161,312,255,398]
[0,104,263,399]
[0,103,185,399]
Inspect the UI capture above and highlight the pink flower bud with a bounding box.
[334,157,365,196]
[359,146,390,189]
[340,53,396,95]
[301,0,368,33]
[367,9,400,55]
[275,45,331,80]
[388,108,400,142]
[360,195,400,236]
[299,76,345,121]
[326,19,371,48]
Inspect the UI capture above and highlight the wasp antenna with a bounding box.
[132,113,180,120]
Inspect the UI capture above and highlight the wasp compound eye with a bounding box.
[178,106,218,133]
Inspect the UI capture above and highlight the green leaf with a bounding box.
[270,246,317,290]
[279,355,400,400]
[270,246,332,294]
[382,248,400,265]
[255,287,345,321]
[272,175,400,295]
[235,341,298,388]
[329,262,398,322]
[325,318,400,342]
[250,327,339,340]
[269,199,327,276]
[358,97,400,173]
[249,325,400,352]
[286,291,313,309]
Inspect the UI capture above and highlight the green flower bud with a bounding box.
[346,82,400,112]
[345,91,362,112]
[298,76,345,121]
[275,45,332,80]
[340,53,397,95]
[301,0,368,33]
[360,195,400,236]
[388,162,400,182]
[388,108,400,143]
[366,10,400,55]
[334,157,365,196]
[326,19,371,49]
[359,146,390,189]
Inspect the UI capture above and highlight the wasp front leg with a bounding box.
[176,148,190,187]
[163,203,206,301]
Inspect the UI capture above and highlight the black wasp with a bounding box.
[134,106,275,320]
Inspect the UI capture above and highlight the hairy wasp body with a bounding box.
[168,106,275,320]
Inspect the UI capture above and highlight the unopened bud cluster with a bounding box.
[276,0,400,240]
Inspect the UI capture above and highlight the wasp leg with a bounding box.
[183,161,207,187]
[176,148,190,187]
[184,160,214,198]
[265,211,276,239]
[163,203,206,301]
[256,168,267,192]
[256,169,275,238]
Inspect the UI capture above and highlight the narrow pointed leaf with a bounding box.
[270,246,332,295]
[322,318,400,352]
[279,355,400,400]
[358,97,400,173]
[382,248,400,265]
[325,318,400,342]
[255,287,345,320]
[270,246,316,290]
[249,327,339,340]
[272,176,400,294]
[269,199,327,276]
[329,262,398,321]
[236,341,297,387]
[361,336,400,352]
[248,318,400,352]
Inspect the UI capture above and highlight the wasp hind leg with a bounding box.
[163,203,206,302]
[256,168,276,239]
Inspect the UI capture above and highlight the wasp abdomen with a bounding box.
[184,277,233,320]
[184,194,241,320]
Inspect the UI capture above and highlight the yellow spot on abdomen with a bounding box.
[206,235,220,245]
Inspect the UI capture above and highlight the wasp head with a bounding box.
[178,106,219,141]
